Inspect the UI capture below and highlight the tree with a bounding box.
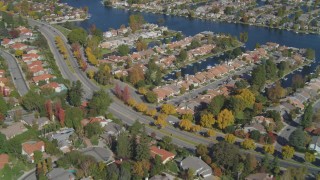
[129,64,144,85]
[127,98,137,107]
[135,103,147,113]
[301,104,313,128]
[239,32,248,42]
[145,91,157,103]
[0,96,8,115]
[267,81,286,102]
[292,74,305,90]
[135,38,148,51]
[95,64,112,85]
[265,59,277,80]
[236,89,255,108]
[196,144,208,157]
[154,114,168,128]
[84,122,103,138]
[67,81,83,107]
[114,83,122,98]
[177,49,187,62]
[67,28,88,45]
[217,109,235,130]
[146,109,157,117]
[250,130,261,141]
[119,162,131,180]
[206,129,216,137]
[135,134,151,161]
[85,47,98,65]
[207,95,225,116]
[305,152,316,163]
[161,104,176,115]
[150,155,165,176]
[200,113,215,128]
[34,151,43,164]
[21,91,46,116]
[212,141,240,170]
[129,14,145,33]
[88,89,112,116]
[263,144,275,155]
[133,160,150,177]
[15,49,23,57]
[116,132,131,159]
[65,107,83,133]
[179,119,193,131]
[45,100,53,120]
[282,145,295,159]
[305,48,315,60]
[122,86,131,103]
[289,128,306,149]
[224,134,236,144]
[241,139,256,150]
[251,65,266,90]
[191,125,201,132]
[118,44,130,56]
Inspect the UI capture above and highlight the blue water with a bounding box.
[62,0,320,87]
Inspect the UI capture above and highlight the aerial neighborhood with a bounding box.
[0,0,320,180]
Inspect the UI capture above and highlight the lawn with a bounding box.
[52,24,71,37]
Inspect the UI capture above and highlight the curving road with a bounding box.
[27,19,320,175]
[0,49,29,96]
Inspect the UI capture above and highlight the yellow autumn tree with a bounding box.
[135,102,147,113]
[305,152,316,163]
[206,129,216,137]
[224,134,236,144]
[154,114,168,128]
[200,113,216,128]
[217,109,234,130]
[236,89,255,108]
[282,145,295,159]
[146,108,157,117]
[241,138,256,150]
[263,144,275,155]
[85,47,98,66]
[127,98,137,107]
[87,70,95,79]
[161,104,176,115]
[138,87,148,95]
[179,119,193,131]
[191,125,201,132]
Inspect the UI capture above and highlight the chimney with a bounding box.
[158,146,161,149]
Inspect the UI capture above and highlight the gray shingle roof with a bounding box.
[46,168,75,180]
[81,147,114,163]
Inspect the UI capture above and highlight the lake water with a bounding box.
[62,0,320,87]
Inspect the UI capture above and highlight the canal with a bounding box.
[62,0,320,87]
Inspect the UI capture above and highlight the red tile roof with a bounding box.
[41,82,59,89]
[150,146,175,163]
[22,141,45,155]
[32,74,54,83]
[0,154,9,169]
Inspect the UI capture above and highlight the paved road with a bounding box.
[0,49,29,96]
[27,19,320,174]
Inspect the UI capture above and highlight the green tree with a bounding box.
[134,133,150,161]
[301,103,313,128]
[129,14,145,33]
[150,155,165,176]
[265,59,278,80]
[116,132,132,159]
[21,91,46,116]
[207,95,226,116]
[305,48,315,60]
[34,150,43,164]
[145,91,158,103]
[212,141,240,170]
[177,49,187,62]
[196,144,208,157]
[119,162,131,180]
[65,107,83,133]
[88,89,112,116]
[289,128,306,149]
[118,44,130,56]
[0,96,8,115]
[84,122,103,138]
[67,81,83,107]
[251,65,266,90]
[67,28,88,45]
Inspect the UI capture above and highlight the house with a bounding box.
[21,115,50,129]
[0,122,27,139]
[180,156,212,178]
[41,82,67,93]
[309,136,320,153]
[32,74,54,85]
[10,43,28,50]
[1,38,14,48]
[102,122,125,137]
[22,141,45,163]
[49,128,74,152]
[0,154,9,170]
[149,173,177,180]
[244,123,267,134]
[81,147,115,164]
[150,146,175,164]
[46,168,75,180]
[81,116,112,127]
[245,173,274,180]
[16,26,33,37]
